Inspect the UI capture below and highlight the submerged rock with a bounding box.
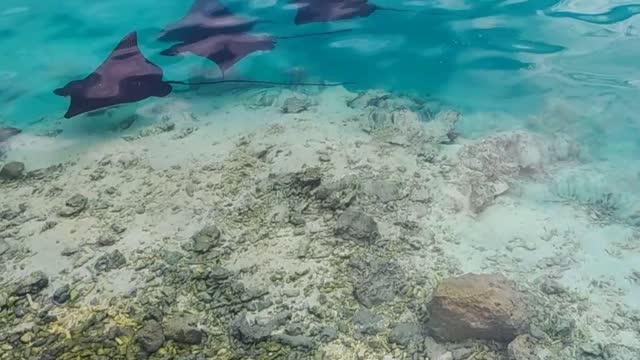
[184,225,221,253]
[58,194,88,217]
[389,323,423,347]
[94,250,127,272]
[0,161,25,180]
[164,314,204,345]
[52,284,71,304]
[427,273,529,342]
[14,271,49,296]
[318,327,338,343]
[335,208,380,245]
[353,308,384,335]
[135,320,165,354]
[352,257,403,307]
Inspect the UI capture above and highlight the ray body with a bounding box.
[54,32,172,118]
[159,0,258,43]
[161,33,276,73]
[291,0,378,25]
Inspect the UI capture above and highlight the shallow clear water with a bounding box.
[1,0,640,358]
[1,1,639,157]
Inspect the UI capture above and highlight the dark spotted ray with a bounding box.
[290,0,408,25]
[158,0,262,43]
[54,32,172,119]
[160,0,352,73]
[55,32,351,118]
[160,28,351,74]
[161,33,275,73]
[0,127,21,143]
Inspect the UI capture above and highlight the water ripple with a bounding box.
[545,4,640,24]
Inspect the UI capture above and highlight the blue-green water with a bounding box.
[2,0,640,132]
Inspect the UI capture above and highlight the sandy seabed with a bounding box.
[0,85,639,360]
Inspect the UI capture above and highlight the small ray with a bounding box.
[290,0,409,25]
[159,0,262,43]
[159,0,352,73]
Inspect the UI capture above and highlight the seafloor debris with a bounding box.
[0,88,635,360]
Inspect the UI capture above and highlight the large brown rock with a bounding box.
[427,273,528,342]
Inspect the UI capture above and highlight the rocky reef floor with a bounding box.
[0,85,639,360]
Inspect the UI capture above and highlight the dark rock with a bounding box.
[289,213,306,226]
[144,308,164,322]
[163,314,204,345]
[427,273,529,342]
[352,257,403,307]
[274,334,315,349]
[52,285,71,304]
[135,320,165,354]
[14,271,49,296]
[208,266,231,281]
[314,177,359,210]
[0,161,25,180]
[184,225,221,253]
[300,167,323,188]
[318,327,338,343]
[353,308,384,335]
[389,323,422,347]
[97,234,119,247]
[38,344,65,360]
[285,323,306,336]
[231,311,291,345]
[335,208,380,244]
[58,194,88,217]
[41,221,57,233]
[60,247,79,257]
[94,250,127,272]
[540,278,564,295]
[0,203,26,220]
